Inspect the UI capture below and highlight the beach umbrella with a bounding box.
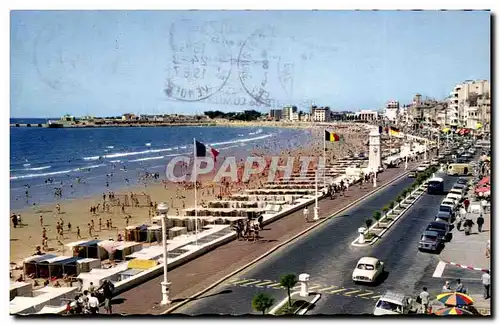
[476,122,483,129]
[436,292,474,306]
[434,307,472,316]
[478,176,490,186]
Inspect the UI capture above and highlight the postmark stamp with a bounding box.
[164,19,233,102]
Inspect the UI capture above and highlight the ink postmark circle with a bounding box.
[165,20,232,102]
[237,26,281,106]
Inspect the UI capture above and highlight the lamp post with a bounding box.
[157,202,171,305]
[313,169,319,221]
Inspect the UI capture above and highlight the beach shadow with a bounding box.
[111,298,127,305]
[256,239,278,244]
[172,289,233,304]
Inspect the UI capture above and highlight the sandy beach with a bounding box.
[9,123,373,267]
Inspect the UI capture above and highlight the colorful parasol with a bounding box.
[436,292,474,306]
[478,176,490,186]
[435,307,473,316]
[442,127,450,133]
[476,122,483,129]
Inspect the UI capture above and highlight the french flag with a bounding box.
[194,140,220,162]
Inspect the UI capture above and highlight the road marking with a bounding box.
[308,284,324,291]
[240,280,264,287]
[255,280,277,287]
[343,290,361,296]
[370,295,382,300]
[317,285,338,292]
[327,288,348,294]
[267,283,283,289]
[357,290,374,297]
[228,279,255,286]
[433,261,447,278]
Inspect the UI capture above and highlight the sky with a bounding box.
[10,10,491,117]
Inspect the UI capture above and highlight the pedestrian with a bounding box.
[76,226,81,239]
[455,279,465,293]
[476,214,484,232]
[418,287,430,314]
[39,215,43,227]
[442,280,452,293]
[463,198,470,212]
[88,293,99,314]
[303,207,309,222]
[88,282,96,294]
[486,240,490,258]
[104,297,112,314]
[482,270,490,299]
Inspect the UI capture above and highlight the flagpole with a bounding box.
[323,130,326,188]
[193,138,198,246]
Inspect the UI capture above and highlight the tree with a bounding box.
[280,274,298,307]
[389,201,395,210]
[382,205,389,215]
[372,211,382,227]
[252,293,275,315]
[365,219,373,229]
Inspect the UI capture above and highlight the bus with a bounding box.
[427,177,444,194]
[447,163,473,176]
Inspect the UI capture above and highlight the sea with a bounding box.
[10,118,313,210]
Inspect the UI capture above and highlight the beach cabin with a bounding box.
[36,256,80,279]
[10,286,78,315]
[126,245,164,261]
[23,254,57,278]
[10,281,32,301]
[76,258,101,274]
[97,240,143,261]
[69,239,104,260]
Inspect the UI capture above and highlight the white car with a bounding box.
[352,257,385,283]
[449,188,464,200]
[441,198,457,210]
[416,165,428,172]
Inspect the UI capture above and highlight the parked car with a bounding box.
[431,158,440,166]
[373,291,415,315]
[434,213,452,225]
[408,170,418,178]
[445,194,461,206]
[456,178,469,186]
[416,164,428,172]
[426,221,451,242]
[452,183,467,192]
[441,198,458,210]
[418,230,444,252]
[352,257,385,284]
[449,187,465,200]
[439,205,455,218]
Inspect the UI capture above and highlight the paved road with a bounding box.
[174,172,485,315]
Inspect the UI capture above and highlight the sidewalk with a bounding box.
[440,207,491,271]
[112,163,419,315]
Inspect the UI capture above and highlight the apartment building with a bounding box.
[384,100,400,121]
[282,105,298,121]
[448,80,490,129]
[311,107,331,122]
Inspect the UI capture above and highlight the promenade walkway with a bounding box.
[112,162,420,315]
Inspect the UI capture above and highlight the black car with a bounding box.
[436,210,454,221]
[418,230,444,252]
[426,221,451,242]
[457,178,469,186]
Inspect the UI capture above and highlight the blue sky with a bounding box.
[10,10,490,117]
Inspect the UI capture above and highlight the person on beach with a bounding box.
[56,203,61,214]
[76,226,81,239]
[11,214,18,228]
[39,215,43,227]
[99,218,102,232]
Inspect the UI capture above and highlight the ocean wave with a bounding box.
[107,146,114,149]
[210,133,273,147]
[145,143,151,146]
[83,146,175,161]
[24,165,52,171]
[10,164,106,180]
[129,156,165,162]
[248,128,263,135]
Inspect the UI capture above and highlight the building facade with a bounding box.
[448,80,490,129]
[282,105,298,121]
[311,107,331,122]
[384,100,400,121]
[268,109,283,121]
[356,109,378,121]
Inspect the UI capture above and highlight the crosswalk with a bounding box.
[225,278,384,301]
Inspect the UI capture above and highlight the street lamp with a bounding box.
[157,202,171,305]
